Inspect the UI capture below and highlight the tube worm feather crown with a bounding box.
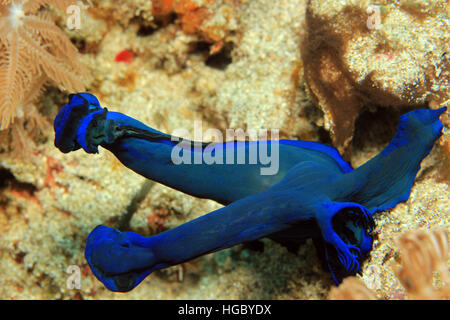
[54,93,446,292]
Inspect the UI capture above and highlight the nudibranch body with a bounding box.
[54,93,446,292]
[54,94,353,205]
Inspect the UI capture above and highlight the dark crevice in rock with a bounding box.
[135,13,178,37]
[0,167,37,195]
[352,105,423,152]
[189,41,234,70]
[116,180,155,232]
[205,42,234,70]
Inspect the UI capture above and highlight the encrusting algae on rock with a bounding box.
[0,0,448,300]
[302,0,450,157]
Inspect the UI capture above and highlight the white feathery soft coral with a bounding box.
[0,0,89,130]
[8,1,25,29]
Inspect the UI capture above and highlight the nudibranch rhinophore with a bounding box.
[54,93,446,292]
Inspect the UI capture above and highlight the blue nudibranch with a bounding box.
[54,93,446,292]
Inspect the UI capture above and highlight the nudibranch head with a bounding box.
[54,93,108,154]
[85,225,160,292]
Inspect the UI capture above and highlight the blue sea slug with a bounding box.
[54,93,446,292]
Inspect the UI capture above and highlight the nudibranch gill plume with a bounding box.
[54,93,446,292]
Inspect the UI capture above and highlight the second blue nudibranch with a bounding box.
[54,93,446,292]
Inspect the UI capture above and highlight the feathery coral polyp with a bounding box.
[0,0,89,129]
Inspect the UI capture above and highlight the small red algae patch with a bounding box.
[44,157,64,189]
[115,50,135,64]
[81,264,91,277]
[147,213,168,233]
[74,292,83,300]
[43,156,69,197]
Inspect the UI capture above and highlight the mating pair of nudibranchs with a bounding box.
[54,93,446,292]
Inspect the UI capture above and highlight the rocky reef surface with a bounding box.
[0,0,448,299]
